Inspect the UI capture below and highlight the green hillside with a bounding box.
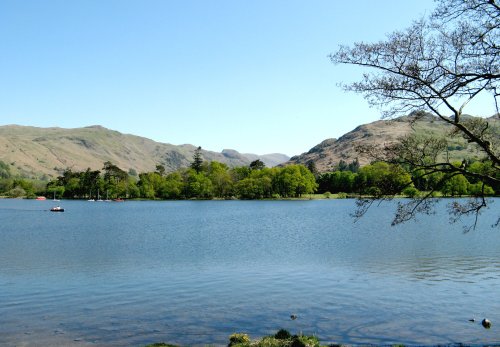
[0,125,287,179]
[288,114,499,172]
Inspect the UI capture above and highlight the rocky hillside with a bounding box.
[287,114,499,173]
[0,125,288,179]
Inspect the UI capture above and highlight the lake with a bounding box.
[0,199,499,346]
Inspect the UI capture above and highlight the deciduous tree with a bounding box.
[330,0,500,230]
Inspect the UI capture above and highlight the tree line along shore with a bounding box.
[0,155,497,201]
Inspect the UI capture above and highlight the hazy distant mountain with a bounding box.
[241,153,290,168]
[0,125,286,179]
[221,150,289,168]
[286,114,499,173]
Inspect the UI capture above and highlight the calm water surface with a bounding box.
[0,199,499,346]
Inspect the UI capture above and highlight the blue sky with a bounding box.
[1,0,493,156]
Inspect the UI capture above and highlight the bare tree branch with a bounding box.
[331,0,500,229]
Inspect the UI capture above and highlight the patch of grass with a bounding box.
[144,330,329,347]
[226,330,323,347]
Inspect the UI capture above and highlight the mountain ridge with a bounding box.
[2,114,497,179]
[286,114,499,172]
[0,125,289,179]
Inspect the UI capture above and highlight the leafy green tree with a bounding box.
[357,162,412,197]
[159,172,184,199]
[46,183,65,199]
[7,186,26,198]
[273,165,317,198]
[0,160,11,179]
[402,186,420,198]
[234,167,275,199]
[138,172,163,199]
[235,178,267,199]
[81,168,101,199]
[184,169,213,199]
[235,178,260,199]
[121,178,140,199]
[468,182,495,196]
[207,161,233,198]
[0,178,13,195]
[231,166,251,181]
[103,161,128,198]
[11,179,35,198]
[65,177,81,198]
[318,171,356,193]
[250,168,275,197]
[441,174,470,197]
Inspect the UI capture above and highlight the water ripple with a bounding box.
[0,199,499,346]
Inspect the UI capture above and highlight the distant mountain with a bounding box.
[286,114,499,173]
[241,153,290,168]
[0,125,287,179]
[221,150,289,168]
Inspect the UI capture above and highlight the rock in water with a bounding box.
[482,319,492,329]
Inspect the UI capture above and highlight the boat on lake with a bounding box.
[97,189,103,202]
[50,206,64,212]
[36,196,47,201]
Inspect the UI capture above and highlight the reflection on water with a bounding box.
[0,199,499,346]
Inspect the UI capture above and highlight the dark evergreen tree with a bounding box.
[191,146,204,174]
[337,160,348,171]
[347,159,360,173]
[249,159,265,170]
[155,164,166,177]
[307,160,318,176]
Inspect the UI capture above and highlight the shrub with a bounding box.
[228,333,251,347]
[7,186,26,198]
[336,192,348,199]
[402,186,419,198]
[274,329,291,340]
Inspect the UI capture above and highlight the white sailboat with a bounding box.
[97,189,103,202]
[104,190,111,202]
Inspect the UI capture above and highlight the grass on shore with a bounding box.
[145,329,328,347]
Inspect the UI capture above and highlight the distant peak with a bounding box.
[84,125,106,130]
[221,149,243,159]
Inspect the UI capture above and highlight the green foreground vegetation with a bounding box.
[145,329,328,347]
[0,155,498,200]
